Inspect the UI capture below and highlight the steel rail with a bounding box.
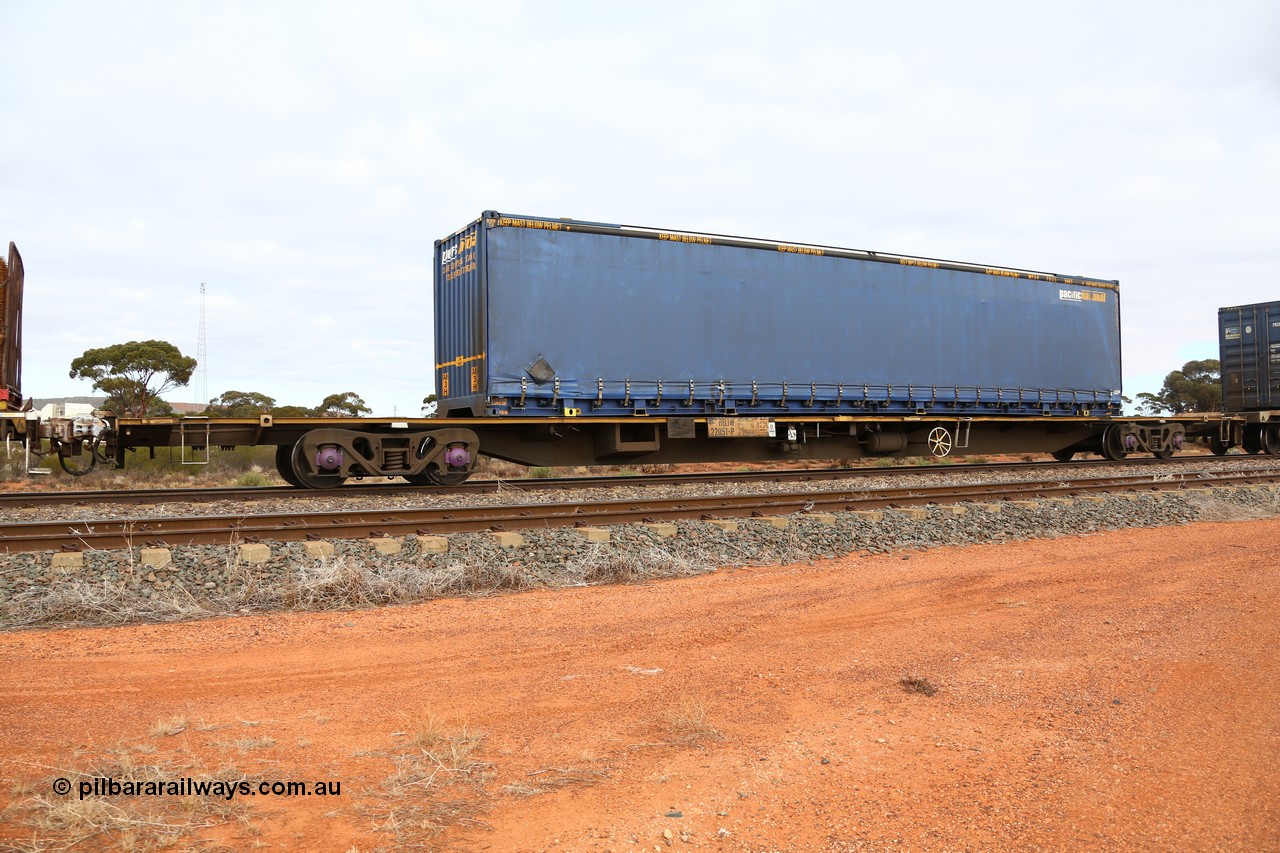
[0,453,1251,509]
[4,468,1278,554]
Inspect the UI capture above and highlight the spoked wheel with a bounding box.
[927,427,953,457]
[1101,425,1128,461]
[290,436,347,489]
[275,444,304,488]
[1207,434,1231,456]
[1242,426,1263,455]
[1051,448,1075,462]
[1264,424,1280,456]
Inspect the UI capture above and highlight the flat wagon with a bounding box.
[0,227,1239,486]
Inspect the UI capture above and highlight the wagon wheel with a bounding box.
[1101,425,1128,461]
[1207,434,1231,456]
[275,443,304,487]
[1153,448,1175,460]
[927,426,953,457]
[290,436,347,489]
[404,437,472,486]
[1264,424,1280,456]
[405,464,471,487]
[1051,448,1075,462]
[1242,426,1262,455]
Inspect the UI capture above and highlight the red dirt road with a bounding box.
[2,519,1278,851]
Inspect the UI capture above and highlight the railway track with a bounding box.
[0,453,1250,508]
[5,465,1279,554]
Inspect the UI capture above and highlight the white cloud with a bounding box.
[2,0,1278,413]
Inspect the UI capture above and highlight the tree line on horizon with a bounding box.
[68,339,386,418]
[66,339,1221,419]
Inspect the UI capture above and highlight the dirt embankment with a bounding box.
[2,519,1278,851]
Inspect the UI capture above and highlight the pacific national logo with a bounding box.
[440,233,477,268]
[1059,289,1106,303]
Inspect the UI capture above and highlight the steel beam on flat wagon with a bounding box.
[100,412,1233,473]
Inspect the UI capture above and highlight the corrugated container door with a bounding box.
[1219,302,1280,411]
[1221,307,1250,410]
[433,220,486,416]
[1240,310,1261,409]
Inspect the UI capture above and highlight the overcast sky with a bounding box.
[3,1,1278,416]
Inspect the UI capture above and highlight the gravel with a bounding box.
[2,463,1278,629]
[3,456,1276,524]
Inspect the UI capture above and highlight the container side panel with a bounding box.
[1220,300,1280,411]
[433,222,485,415]
[1267,302,1280,410]
[482,224,1121,416]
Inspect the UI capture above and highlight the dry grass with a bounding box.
[365,712,495,848]
[4,581,209,629]
[1186,489,1280,521]
[503,758,609,797]
[662,695,723,747]
[4,538,718,630]
[225,736,276,752]
[900,675,939,697]
[575,544,710,586]
[1,746,256,852]
[149,715,189,738]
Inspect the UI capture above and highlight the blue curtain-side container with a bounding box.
[434,212,1123,419]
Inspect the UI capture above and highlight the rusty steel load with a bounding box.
[0,242,22,411]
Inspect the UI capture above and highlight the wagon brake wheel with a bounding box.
[290,436,347,489]
[927,426,953,457]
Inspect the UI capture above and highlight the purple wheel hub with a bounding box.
[444,445,471,469]
[315,446,343,471]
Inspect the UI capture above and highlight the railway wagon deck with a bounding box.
[31,409,1221,487]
